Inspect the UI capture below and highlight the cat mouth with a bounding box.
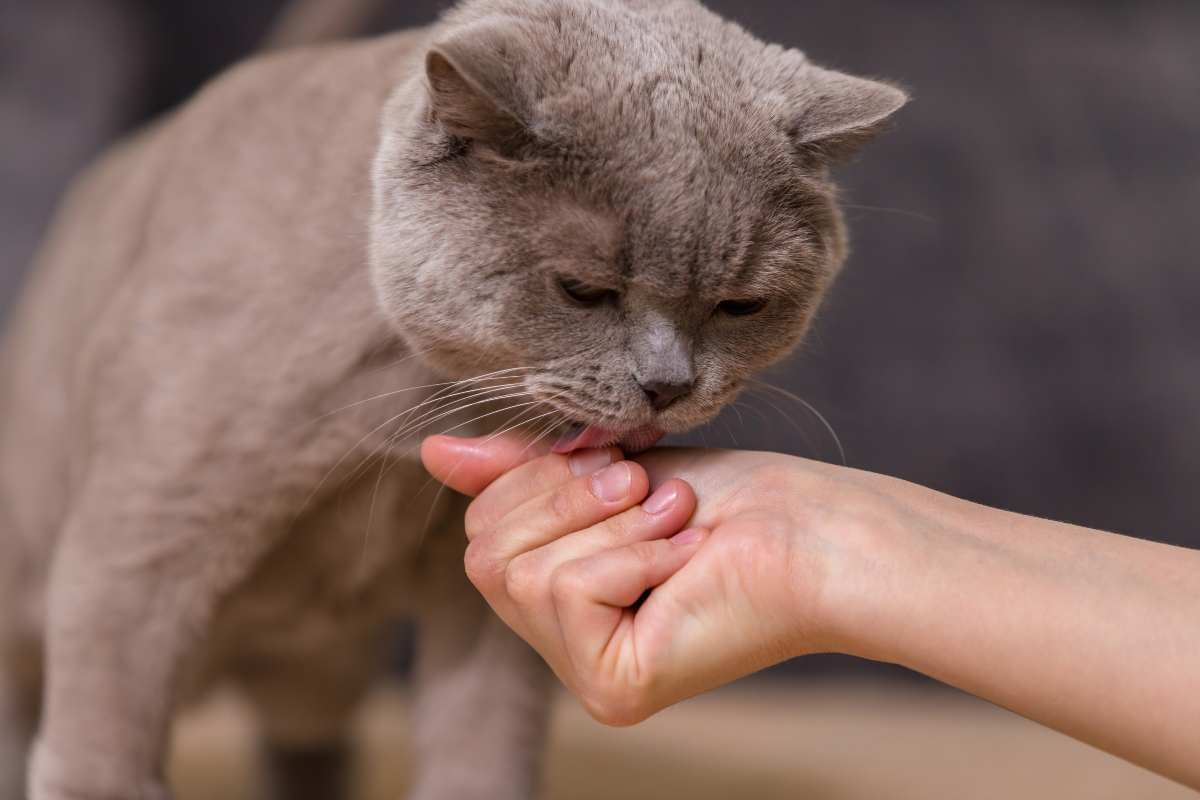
[551,422,665,455]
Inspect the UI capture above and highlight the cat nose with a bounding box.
[640,379,692,411]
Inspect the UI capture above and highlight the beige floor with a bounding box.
[169,682,1194,800]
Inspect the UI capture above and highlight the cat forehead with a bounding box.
[537,45,790,157]
[463,0,796,145]
[527,202,622,266]
[521,184,816,296]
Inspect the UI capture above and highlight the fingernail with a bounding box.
[590,462,632,502]
[569,448,614,477]
[642,483,678,515]
[671,528,706,546]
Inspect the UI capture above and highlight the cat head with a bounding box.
[369,0,906,450]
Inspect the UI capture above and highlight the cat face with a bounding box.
[370,0,905,449]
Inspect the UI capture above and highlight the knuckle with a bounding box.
[548,482,581,521]
[579,684,650,728]
[463,502,490,541]
[550,561,590,603]
[504,553,544,604]
[628,540,661,569]
[463,540,498,588]
[599,513,635,546]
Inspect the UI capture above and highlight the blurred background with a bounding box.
[3,1,1198,797]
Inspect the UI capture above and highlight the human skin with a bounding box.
[421,434,1200,791]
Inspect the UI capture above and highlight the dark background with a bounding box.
[3,1,1198,679]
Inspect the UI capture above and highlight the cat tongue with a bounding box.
[552,424,664,455]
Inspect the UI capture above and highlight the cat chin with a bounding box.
[552,423,665,455]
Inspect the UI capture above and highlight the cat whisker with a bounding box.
[412,392,568,499]
[359,446,392,576]
[371,375,532,437]
[404,392,561,502]
[730,400,772,429]
[343,384,532,487]
[381,389,537,449]
[305,370,530,426]
[360,396,560,568]
[409,401,567,553]
[370,367,535,428]
[377,365,533,412]
[717,416,740,448]
[358,342,442,377]
[474,395,568,452]
[298,378,533,523]
[405,399,563,519]
[748,393,820,457]
[296,404,430,524]
[531,408,569,443]
[297,367,532,429]
[746,378,846,465]
[354,371,536,566]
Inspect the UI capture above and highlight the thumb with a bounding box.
[421,433,554,497]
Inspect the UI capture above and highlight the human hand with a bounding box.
[421,434,852,725]
[424,434,1200,789]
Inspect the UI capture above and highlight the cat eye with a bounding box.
[557,276,616,307]
[716,298,768,317]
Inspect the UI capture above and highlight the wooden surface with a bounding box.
[169,682,1194,799]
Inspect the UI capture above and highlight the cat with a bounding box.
[0,0,905,798]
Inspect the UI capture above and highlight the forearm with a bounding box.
[835,479,1200,788]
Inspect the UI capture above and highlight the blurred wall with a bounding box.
[2,1,1198,581]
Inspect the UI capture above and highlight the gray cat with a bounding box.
[0,0,905,798]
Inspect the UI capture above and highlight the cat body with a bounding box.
[0,1,904,798]
[0,30,549,800]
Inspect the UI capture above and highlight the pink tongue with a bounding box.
[552,424,664,455]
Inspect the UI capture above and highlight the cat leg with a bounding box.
[0,687,28,800]
[0,643,40,800]
[235,633,378,800]
[0,518,42,800]
[408,522,554,800]
[28,483,277,800]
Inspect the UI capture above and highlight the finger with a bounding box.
[420,433,555,497]
[463,447,623,539]
[493,477,693,633]
[477,460,652,554]
[507,479,696,580]
[552,529,710,674]
[468,475,694,673]
[465,461,652,624]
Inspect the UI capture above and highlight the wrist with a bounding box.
[792,466,954,665]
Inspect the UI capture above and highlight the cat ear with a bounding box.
[785,65,908,164]
[424,21,533,156]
